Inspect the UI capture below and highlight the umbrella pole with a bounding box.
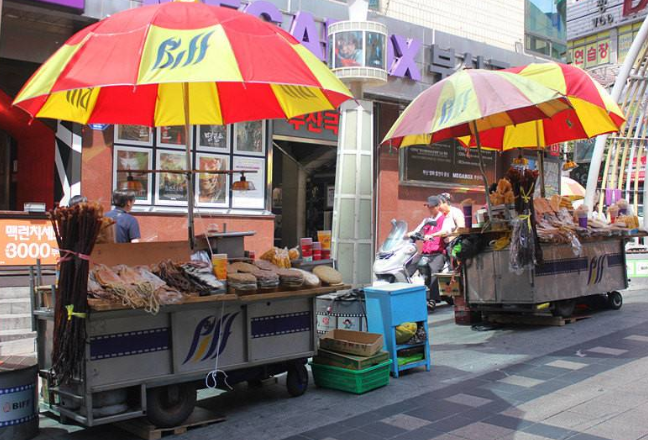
[536,121,545,198]
[183,82,195,249]
[537,149,546,198]
[472,121,493,222]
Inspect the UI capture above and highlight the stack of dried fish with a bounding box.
[153,260,196,293]
[181,261,224,295]
[91,264,184,314]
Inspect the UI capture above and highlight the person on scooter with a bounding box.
[438,192,465,242]
[408,195,446,308]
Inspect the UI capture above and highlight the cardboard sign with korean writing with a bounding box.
[273,111,339,143]
[0,219,59,266]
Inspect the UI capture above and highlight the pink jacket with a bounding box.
[421,214,446,254]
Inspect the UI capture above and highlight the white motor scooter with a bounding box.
[372,219,454,311]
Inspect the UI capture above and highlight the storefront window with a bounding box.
[113,123,268,212]
[525,0,566,60]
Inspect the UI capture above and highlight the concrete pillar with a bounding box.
[331,99,374,287]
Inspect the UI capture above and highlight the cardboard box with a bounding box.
[319,329,383,357]
[437,273,462,297]
[313,348,389,370]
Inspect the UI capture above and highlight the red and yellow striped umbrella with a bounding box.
[12,0,352,126]
[458,62,625,149]
[382,69,570,148]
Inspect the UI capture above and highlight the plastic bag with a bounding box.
[509,217,536,273]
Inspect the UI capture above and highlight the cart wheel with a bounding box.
[146,383,196,428]
[607,291,623,310]
[427,300,437,313]
[286,363,309,397]
[552,299,576,318]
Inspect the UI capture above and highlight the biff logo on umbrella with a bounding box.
[153,31,215,70]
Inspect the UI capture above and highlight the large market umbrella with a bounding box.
[561,176,586,198]
[12,0,352,244]
[381,68,571,216]
[456,62,626,196]
[458,63,625,149]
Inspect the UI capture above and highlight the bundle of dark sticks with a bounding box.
[49,203,105,386]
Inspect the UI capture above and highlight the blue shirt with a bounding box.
[105,208,141,243]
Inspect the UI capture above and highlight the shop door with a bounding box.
[0,131,13,210]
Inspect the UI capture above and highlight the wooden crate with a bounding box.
[116,407,225,440]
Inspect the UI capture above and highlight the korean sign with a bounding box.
[400,141,497,188]
[273,110,340,143]
[0,219,59,266]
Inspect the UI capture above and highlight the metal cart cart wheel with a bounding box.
[551,299,576,318]
[286,361,309,397]
[146,383,197,428]
[607,291,623,310]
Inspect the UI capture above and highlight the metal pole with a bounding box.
[536,121,545,197]
[585,15,648,208]
[472,121,493,221]
[183,82,195,249]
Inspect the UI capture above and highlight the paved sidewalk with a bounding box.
[286,321,648,440]
[35,290,648,440]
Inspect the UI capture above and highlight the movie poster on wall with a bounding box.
[197,125,229,152]
[196,154,229,208]
[113,146,152,204]
[156,150,188,205]
[231,156,265,210]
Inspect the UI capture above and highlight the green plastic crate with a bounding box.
[310,359,392,394]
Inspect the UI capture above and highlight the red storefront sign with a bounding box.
[287,111,339,136]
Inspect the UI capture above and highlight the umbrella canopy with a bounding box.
[458,63,625,149]
[12,1,352,126]
[561,176,586,198]
[382,68,571,148]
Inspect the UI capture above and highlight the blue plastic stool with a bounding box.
[364,283,431,377]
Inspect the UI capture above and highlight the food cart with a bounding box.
[33,240,348,428]
[462,232,629,317]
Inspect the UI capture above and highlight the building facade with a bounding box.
[0,0,554,270]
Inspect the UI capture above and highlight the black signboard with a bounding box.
[401,141,497,188]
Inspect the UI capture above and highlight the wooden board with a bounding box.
[88,285,351,312]
[485,313,591,327]
[116,407,225,440]
[91,241,191,268]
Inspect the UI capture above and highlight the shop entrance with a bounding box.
[0,130,17,210]
[271,140,337,249]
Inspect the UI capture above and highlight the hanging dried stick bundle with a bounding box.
[50,203,104,386]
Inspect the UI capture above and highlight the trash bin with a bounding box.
[0,355,39,440]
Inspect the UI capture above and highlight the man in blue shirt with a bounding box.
[105,190,141,243]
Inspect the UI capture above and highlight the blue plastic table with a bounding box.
[364,283,431,377]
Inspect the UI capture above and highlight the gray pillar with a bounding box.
[331,100,374,287]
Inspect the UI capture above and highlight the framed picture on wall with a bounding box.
[113,146,153,204]
[197,125,229,152]
[156,150,188,205]
[233,121,265,157]
[114,125,153,146]
[231,156,266,209]
[157,126,191,149]
[196,153,230,208]
[327,185,335,209]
